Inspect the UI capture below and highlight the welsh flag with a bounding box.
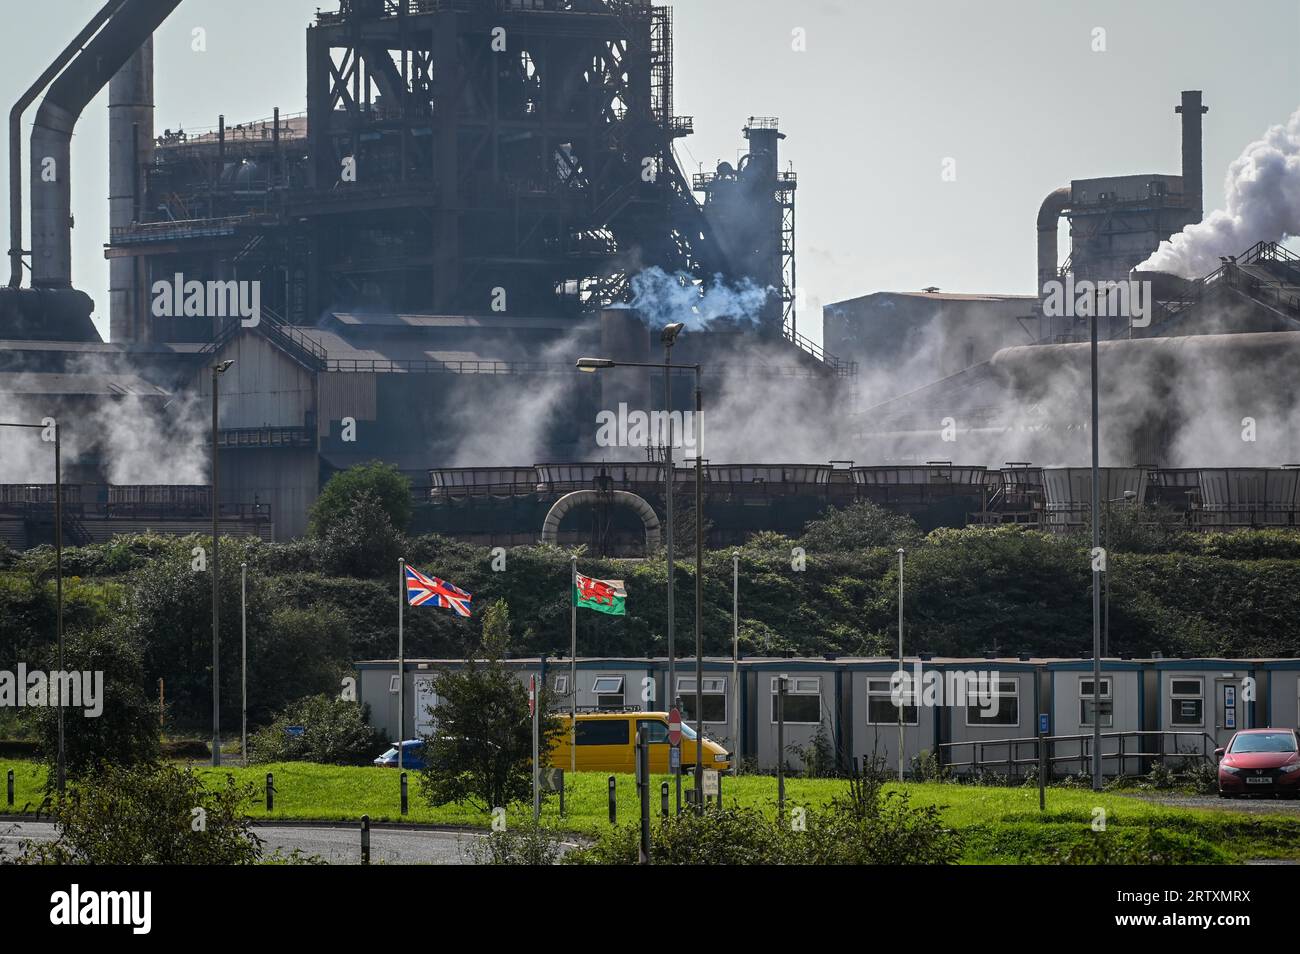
[574,573,626,616]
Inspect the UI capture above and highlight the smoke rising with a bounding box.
[626,267,771,330]
[1139,106,1300,278]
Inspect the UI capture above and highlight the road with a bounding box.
[1123,793,1300,815]
[0,821,487,865]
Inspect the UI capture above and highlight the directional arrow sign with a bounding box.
[542,768,564,792]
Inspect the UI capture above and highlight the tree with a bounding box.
[15,761,262,865]
[32,621,160,787]
[799,501,923,552]
[316,490,404,577]
[310,461,412,537]
[418,599,563,811]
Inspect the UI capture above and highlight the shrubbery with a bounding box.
[247,694,385,765]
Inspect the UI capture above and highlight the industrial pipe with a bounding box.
[8,0,126,288]
[30,0,182,288]
[1176,91,1208,225]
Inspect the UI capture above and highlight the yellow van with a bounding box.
[550,711,731,774]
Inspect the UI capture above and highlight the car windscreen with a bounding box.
[680,721,698,741]
[379,747,398,760]
[1229,732,1298,753]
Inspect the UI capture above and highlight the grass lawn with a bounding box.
[5,759,1298,863]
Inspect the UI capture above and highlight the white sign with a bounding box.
[703,769,719,796]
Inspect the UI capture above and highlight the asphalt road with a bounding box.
[0,821,486,865]
[1124,792,1300,814]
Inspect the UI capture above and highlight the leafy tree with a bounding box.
[14,761,262,865]
[418,600,563,811]
[247,694,385,765]
[310,461,412,537]
[316,491,404,578]
[32,622,160,786]
[799,501,923,552]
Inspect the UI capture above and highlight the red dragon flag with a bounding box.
[573,573,626,616]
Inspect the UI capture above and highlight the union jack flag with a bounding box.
[405,564,473,617]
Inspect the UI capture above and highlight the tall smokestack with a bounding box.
[1176,90,1208,224]
[109,38,153,343]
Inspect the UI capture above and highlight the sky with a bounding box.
[1,0,1297,345]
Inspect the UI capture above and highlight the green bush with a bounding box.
[310,461,412,537]
[247,695,385,765]
[467,818,569,865]
[11,761,262,865]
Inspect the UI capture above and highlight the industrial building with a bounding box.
[356,654,1300,778]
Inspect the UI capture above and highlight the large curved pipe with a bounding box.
[30,0,182,288]
[8,0,126,288]
[1036,186,1071,297]
[540,489,662,553]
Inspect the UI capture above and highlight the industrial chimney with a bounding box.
[1175,90,1208,224]
[108,38,154,343]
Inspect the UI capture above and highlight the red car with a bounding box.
[1216,728,1300,798]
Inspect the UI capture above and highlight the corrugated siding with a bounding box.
[318,373,378,437]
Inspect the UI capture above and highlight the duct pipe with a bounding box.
[8,0,126,288]
[108,38,154,342]
[1036,186,1071,340]
[1176,90,1208,225]
[30,0,182,289]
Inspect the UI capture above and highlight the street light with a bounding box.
[0,420,64,793]
[897,547,905,783]
[1089,295,1102,792]
[211,359,233,767]
[575,347,705,809]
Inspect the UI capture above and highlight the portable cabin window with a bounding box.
[1079,678,1114,728]
[591,675,625,709]
[769,677,822,724]
[388,675,400,694]
[1170,678,1204,726]
[676,677,727,724]
[576,719,629,746]
[866,678,918,725]
[552,674,569,695]
[965,678,1020,727]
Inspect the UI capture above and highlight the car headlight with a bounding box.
[713,753,729,762]
[1220,764,1242,774]
[1279,761,1300,776]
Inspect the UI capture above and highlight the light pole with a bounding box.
[211,359,234,767]
[897,547,905,783]
[0,420,64,792]
[661,322,683,716]
[731,549,739,773]
[1089,302,1102,792]
[578,346,705,807]
[241,561,247,766]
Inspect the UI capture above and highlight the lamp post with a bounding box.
[897,547,905,783]
[241,561,247,766]
[211,359,234,767]
[578,345,704,806]
[661,322,683,716]
[731,549,739,773]
[0,420,63,792]
[1089,302,1102,792]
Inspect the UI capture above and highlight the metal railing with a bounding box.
[940,729,1218,778]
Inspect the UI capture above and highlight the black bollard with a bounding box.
[400,771,408,815]
[607,775,616,825]
[360,814,370,865]
[660,781,669,818]
[266,772,274,812]
[6,769,13,808]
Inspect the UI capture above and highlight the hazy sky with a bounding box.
[2,0,1297,344]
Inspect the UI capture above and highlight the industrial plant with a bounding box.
[2,0,1299,555]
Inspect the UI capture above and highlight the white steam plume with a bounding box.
[1139,106,1300,278]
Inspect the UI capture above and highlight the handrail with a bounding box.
[939,729,1217,777]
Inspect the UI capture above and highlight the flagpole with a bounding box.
[398,557,405,772]
[570,554,577,774]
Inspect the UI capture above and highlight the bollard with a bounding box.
[717,771,723,809]
[266,772,274,812]
[400,771,408,815]
[6,769,12,808]
[360,814,370,865]
[607,775,616,825]
[660,781,669,818]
